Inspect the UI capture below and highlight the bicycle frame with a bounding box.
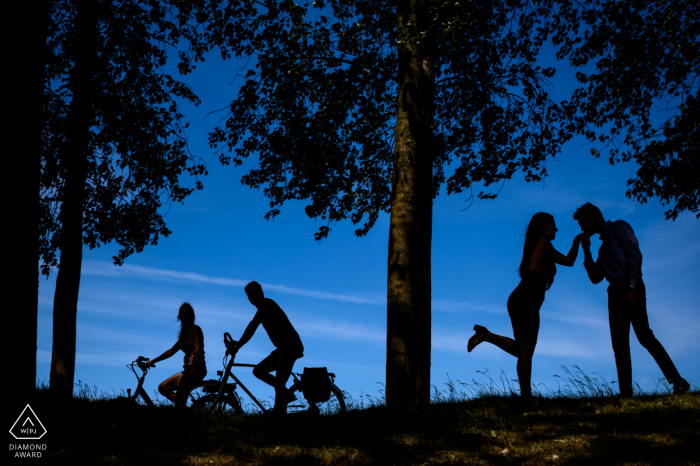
[126,357,156,407]
[208,349,275,413]
[206,333,304,414]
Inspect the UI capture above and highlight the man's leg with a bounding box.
[630,281,688,390]
[273,351,297,414]
[608,282,633,396]
[253,350,279,388]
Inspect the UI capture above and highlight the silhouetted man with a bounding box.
[232,281,304,414]
[575,202,690,396]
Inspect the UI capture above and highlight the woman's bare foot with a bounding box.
[468,325,488,352]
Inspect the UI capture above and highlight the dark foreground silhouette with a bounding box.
[230,281,305,415]
[11,381,699,465]
[468,212,586,397]
[575,202,691,396]
[145,302,207,405]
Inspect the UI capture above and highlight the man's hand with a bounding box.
[226,339,240,354]
[626,288,636,306]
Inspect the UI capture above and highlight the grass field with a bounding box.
[11,368,699,465]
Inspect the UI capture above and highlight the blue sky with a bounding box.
[38,34,700,408]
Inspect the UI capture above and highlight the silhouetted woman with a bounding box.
[468,212,585,397]
[145,302,206,405]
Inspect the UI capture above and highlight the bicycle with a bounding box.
[178,332,346,415]
[110,356,158,407]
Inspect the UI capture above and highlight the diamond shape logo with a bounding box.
[10,405,47,440]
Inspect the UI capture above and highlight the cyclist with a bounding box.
[231,281,304,415]
[145,302,207,406]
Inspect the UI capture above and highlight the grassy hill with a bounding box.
[11,372,699,465]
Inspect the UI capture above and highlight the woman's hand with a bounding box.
[145,359,156,368]
[576,233,592,249]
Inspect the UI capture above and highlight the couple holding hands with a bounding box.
[468,202,691,397]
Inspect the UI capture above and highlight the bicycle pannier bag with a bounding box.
[301,367,331,402]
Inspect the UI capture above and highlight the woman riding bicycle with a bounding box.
[145,302,207,406]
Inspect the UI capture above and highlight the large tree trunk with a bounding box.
[386,0,435,409]
[5,0,51,395]
[49,0,95,398]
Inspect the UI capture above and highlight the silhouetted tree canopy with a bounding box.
[209,0,576,407]
[209,0,569,240]
[43,0,240,397]
[553,0,699,219]
[41,0,242,275]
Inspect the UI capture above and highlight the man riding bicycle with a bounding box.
[230,281,304,414]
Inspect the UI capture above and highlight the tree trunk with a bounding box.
[49,0,95,398]
[386,0,435,409]
[4,0,51,395]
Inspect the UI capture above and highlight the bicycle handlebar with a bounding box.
[223,332,239,354]
[135,356,154,370]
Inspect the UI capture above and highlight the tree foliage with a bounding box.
[552,0,699,219]
[209,0,569,240]
[41,0,241,275]
[208,0,576,406]
[43,0,240,396]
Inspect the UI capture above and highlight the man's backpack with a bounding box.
[301,367,331,402]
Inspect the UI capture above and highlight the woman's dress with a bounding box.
[507,241,556,344]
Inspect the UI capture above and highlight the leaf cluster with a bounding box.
[41,0,238,274]
[210,0,573,239]
[432,0,565,198]
[551,0,699,219]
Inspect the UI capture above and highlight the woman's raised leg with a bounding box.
[470,325,519,357]
[484,331,520,357]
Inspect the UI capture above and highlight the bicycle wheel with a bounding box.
[287,383,346,415]
[178,382,243,415]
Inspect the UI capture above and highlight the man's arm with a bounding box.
[236,311,262,348]
[581,235,606,284]
[614,220,643,285]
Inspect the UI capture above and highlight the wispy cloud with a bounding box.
[541,311,608,329]
[37,349,142,368]
[295,318,385,343]
[82,261,509,313]
[432,299,507,314]
[535,338,605,359]
[81,261,385,305]
[431,328,609,360]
